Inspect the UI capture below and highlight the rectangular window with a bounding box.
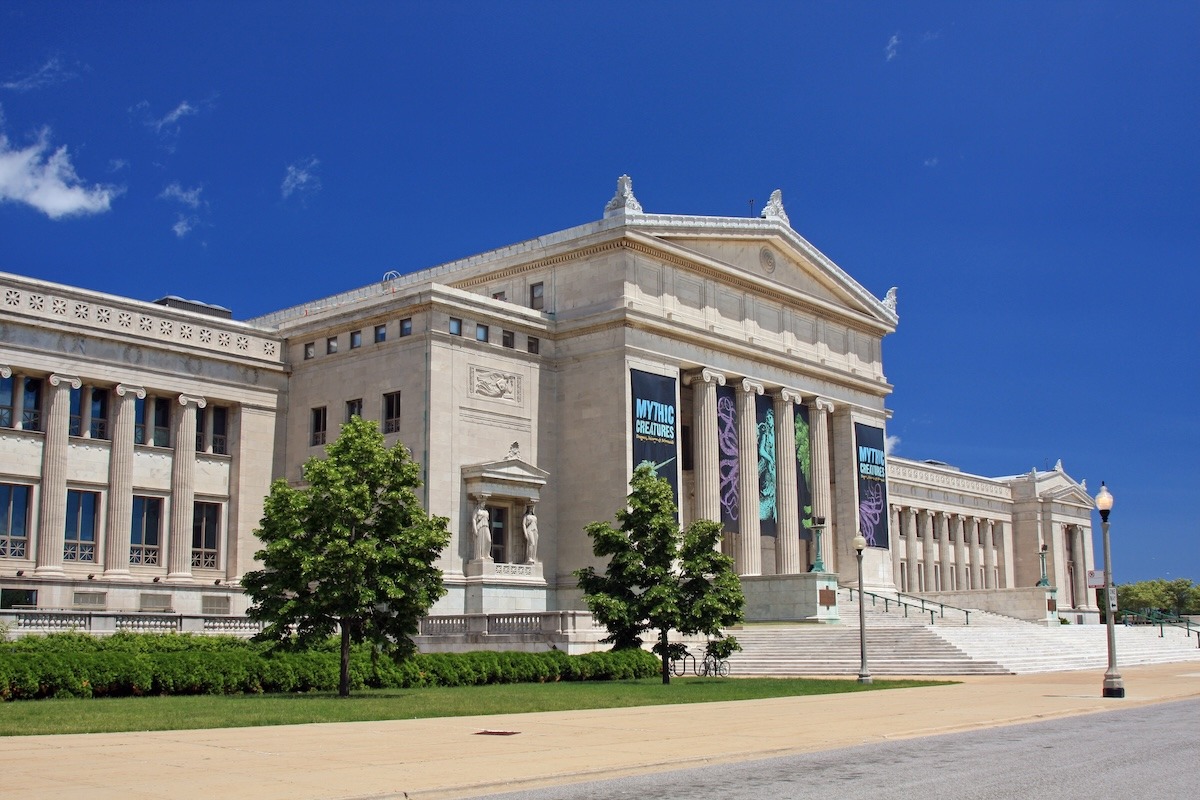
[0,588,37,609]
[326,336,338,355]
[492,291,507,301]
[134,397,146,445]
[0,375,12,428]
[488,505,508,563]
[64,490,99,562]
[192,502,221,569]
[211,406,229,455]
[374,324,387,343]
[310,406,327,446]
[0,483,31,559]
[346,398,362,422]
[303,342,316,360]
[400,318,413,337]
[476,324,489,343]
[69,386,83,436]
[350,330,362,349]
[527,336,540,355]
[195,404,207,450]
[73,591,106,610]
[130,496,163,566]
[502,330,515,348]
[139,593,172,612]
[382,391,401,434]
[202,595,231,615]
[151,398,171,447]
[90,388,109,439]
[448,317,462,336]
[22,378,42,431]
[529,282,544,310]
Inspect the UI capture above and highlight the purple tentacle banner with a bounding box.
[854,422,890,549]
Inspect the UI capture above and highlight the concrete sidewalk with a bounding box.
[5,663,1200,800]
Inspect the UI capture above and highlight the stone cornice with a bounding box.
[888,458,1011,500]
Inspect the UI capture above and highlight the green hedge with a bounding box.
[0,633,660,700]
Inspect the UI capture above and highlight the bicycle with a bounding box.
[698,652,730,677]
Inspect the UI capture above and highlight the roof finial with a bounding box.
[604,174,643,217]
[759,188,790,226]
[882,287,898,313]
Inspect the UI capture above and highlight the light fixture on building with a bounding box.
[854,533,872,685]
[15,569,24,577]
[810,515,827,573]
[214,579,222,585]
[87,574,95,580]
[153,576,161,583]
[1096,482,1123,698]
[1037,543,1050,587]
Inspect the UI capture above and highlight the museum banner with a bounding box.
[716,383,738,531]
[630,369,679,506]
[854,422,890,548]
[795,404,813,541]
[755,393,778,538]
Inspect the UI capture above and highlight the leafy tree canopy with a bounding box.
[1117,578,1200,617]
[242,416,450,696]
[575,463,745,683]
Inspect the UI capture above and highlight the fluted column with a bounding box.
[685,369,725,524]
[992,520,1007,587]
[809,397,835,574]
[103,384,144,579]
[903,507,918,593]
[80,385,93,438]
[12,372,25,429]
[983,519,997,589]
[921,510,936,593]
[735,379,763,576]
[964,516,978,589]
[931,513,950,587]
[166,394,205,581]
[774,389,802,574]
[1070,525,1087,609]
[952,514,967,590]
[35,374,81,574]
[890,505,903,587]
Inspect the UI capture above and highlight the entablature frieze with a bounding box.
[888,462,1011,500]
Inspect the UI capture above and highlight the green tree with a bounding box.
[1117,578,1200,617]
[575,463,745,684]
[242,417,450,696]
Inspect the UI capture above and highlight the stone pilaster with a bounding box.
[903,507,918,593]
[685,369,725,524]
[936,512,951,590]
[35,374,81,574]
[735,378,763,576]
[103,384,144,579]
[166,394,205,581]
[921,510,936,593]
[774,389,802,575]
[809,397,835,574]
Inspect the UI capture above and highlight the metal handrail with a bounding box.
[843,586,971,625]
[1119,610,1200,647]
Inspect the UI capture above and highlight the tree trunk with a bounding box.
[339,619,351,697]
[660,629,670,685]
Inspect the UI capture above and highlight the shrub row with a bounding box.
[0,636,659,700]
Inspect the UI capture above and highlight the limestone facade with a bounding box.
[0,177,1098,632]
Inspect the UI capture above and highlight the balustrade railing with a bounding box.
[844,586,972,625]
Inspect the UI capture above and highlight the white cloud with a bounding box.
[923,157,939,168]
[151,100,198,134]
[885,435,901,456]
[885,33,901,61]
[281,155,321,201]
[159,181,203,208]
[172,214,199,238]
[0,126,120,219]
[1,57,78,92]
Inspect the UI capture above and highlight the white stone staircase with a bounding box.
[724,589,1200,676]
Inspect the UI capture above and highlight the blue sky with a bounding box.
[1,2,1196,583]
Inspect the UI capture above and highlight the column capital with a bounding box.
[48,373,82,389]
[779,388,805,404]
[684,368,727,387]
[812,396,836,414]
[739,378,764,396]
[0,365,10,379]
[177,393,207,409]
[114,383,147,399]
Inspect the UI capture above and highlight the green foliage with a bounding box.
[1117,578,1200,617]
[0,633,659,700]
[241,416,451,696]
[575,463,745,683]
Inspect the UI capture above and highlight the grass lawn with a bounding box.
[0,677,951,737]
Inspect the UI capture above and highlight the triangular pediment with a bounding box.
[461,457,548,486]
[641,229,897,330]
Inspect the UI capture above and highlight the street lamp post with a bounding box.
[1036,544,1049,587]
[854,534,871,684]
[1096,482,1124,699]
[810,516,827,573]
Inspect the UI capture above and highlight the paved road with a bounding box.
[480,699,1200,800]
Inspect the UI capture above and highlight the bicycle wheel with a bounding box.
[716,659,730,677]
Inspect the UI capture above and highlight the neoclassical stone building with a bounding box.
[0,177,1098,637]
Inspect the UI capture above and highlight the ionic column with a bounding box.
[103,384,145,579]
[963,517,977,589]
[685,369,725,524]
[983,519,997,589]
[735,379,763,576]
[890,505,903,587]
[903,507,918,593]
[809,397,835,573]
[936,512,951,590]
[35,374,81,574]
[921,510,936,593]
[166,394,205,581]
[1071,525,1087,609]
[992,520,1008,587]
[12,373,26,429]
[774,389,802,574]
[80,385,93,438]
[952,514,967,590]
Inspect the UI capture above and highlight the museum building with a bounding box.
[0,177,1099,641]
